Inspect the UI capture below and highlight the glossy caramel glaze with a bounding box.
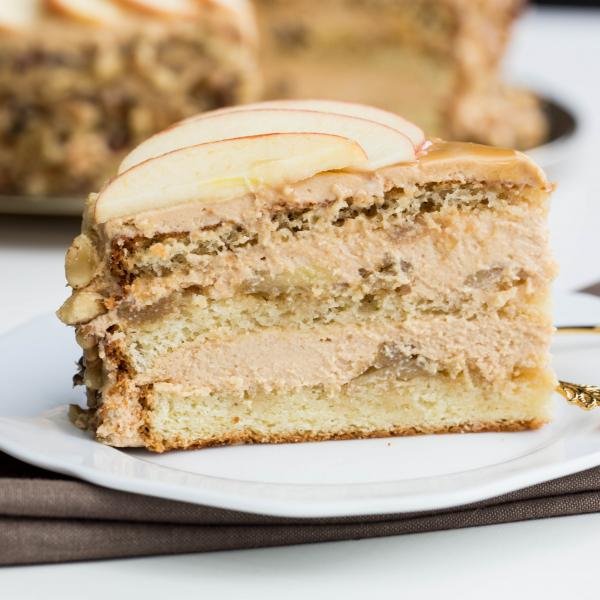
[403,140,549,189]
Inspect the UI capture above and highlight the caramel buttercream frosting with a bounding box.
[58,100,557,452]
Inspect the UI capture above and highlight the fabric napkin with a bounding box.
[2,451,600,566]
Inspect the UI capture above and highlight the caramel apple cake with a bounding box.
[58,100,557,452]
[0,0,259,197]
[254,0,547,150]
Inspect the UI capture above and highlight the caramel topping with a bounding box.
[399,140,550,189]
[423,141,523,164]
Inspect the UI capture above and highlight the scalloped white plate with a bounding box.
[0,292,599,518]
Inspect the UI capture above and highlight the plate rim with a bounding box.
[2,406,600,518]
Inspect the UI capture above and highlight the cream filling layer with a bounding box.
[121,204,554,310]
[135,311,553,395]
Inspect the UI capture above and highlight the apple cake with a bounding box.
[58,99,557,452]
[0,0,259,197]
[254,0,547,150]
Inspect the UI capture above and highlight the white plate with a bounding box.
[0,292,599,518]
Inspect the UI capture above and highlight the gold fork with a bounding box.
[555,326,600,410]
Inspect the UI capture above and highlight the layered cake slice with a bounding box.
[254,0,547,150]
[58,100,557,452]
[0,0,259,197]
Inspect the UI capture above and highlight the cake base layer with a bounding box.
[134,368,556,453]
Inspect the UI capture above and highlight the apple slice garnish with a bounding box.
[0,0,41,32]
[119,108,415,174]
[96,133,368,223]
[114,0,199,17]
[45,0,126,24]
[186,99,426,149]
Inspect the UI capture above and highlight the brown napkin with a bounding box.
[2,452,600,566]
[583,282,600,297]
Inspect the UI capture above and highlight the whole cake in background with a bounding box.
[254,0,548,150]
[0,0,259,197]
[58,99,557,452]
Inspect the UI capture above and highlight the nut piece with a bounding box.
[76,329,96,350]
[69,405,92,431]
[84,345,100,362]
[81,193,99,233]
[84,360,103,391]
[65,234,99,289]
[57,291,107,325]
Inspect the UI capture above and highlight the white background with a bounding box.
[1,7,600,599]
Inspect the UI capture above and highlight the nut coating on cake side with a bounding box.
[0,0,259,197]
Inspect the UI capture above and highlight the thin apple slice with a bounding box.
[185,99,426,148]
[97,133,368,223]
[46,0,125,24]
[119,108,415,174]
[0,0,41,32]
[114,0,199,17]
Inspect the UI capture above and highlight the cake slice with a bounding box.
[254,0,547,150]
[0,0,259,197]
[58,100,557,452]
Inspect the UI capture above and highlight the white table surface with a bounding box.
[1,7,600,598]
